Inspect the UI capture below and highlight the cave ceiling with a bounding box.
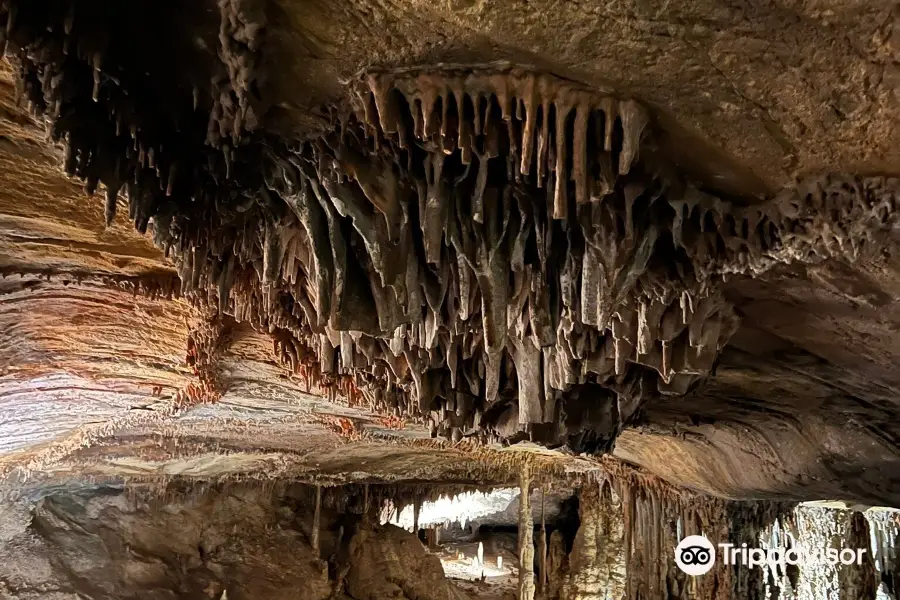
[0,0,898,509]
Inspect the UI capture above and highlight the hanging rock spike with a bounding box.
[4,10,897,455]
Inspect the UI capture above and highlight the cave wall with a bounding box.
[546,479,900,600]
[1,474,896,600]
[0,482,476,600]
[0,0,898,532]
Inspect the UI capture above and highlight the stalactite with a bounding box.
[601,460,791,600]
[363,483,370,519]
[4,0,898,456]
[760,505,894,600]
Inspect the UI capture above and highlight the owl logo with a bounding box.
[675,535,716,576]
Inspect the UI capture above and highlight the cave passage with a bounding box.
[0,2,899,599]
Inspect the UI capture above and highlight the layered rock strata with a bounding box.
[3,0,897,452]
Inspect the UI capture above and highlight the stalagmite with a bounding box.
[518,462,536,600]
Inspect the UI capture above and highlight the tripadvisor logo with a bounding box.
[674,535,869,576]
[675,535,717,575]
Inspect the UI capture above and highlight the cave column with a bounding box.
[519,461,536,600]
[561,481,626,600]
[363,483,370,520]
[312,485,321,555]
[539,486,548,592]
[835,511,878,600]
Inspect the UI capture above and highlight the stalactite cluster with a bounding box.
[183,312,232,406]
[232,68,755,451]
[1,0,268,285]
[602,463,792,600]
[6,0,899,453]
[231,70,897,451]
[760,506,897,600]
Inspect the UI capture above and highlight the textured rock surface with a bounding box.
[559,482,626,600]
[759,505,898,600]
[344,521,463,600]
[0,482,491,600]
[2,2,900,598]
[263,0,899,190]
[0,0,897,527]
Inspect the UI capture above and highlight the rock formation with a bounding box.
[0,482,477,600]
[0,0,898,597]
[5,0,898,452]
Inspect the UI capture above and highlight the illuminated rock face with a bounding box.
[2,0,900,597]
[5,0,898,453]
[1,0,900,536]
[255,68,746,451]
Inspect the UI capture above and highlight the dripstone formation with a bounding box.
[3,0,898,453]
